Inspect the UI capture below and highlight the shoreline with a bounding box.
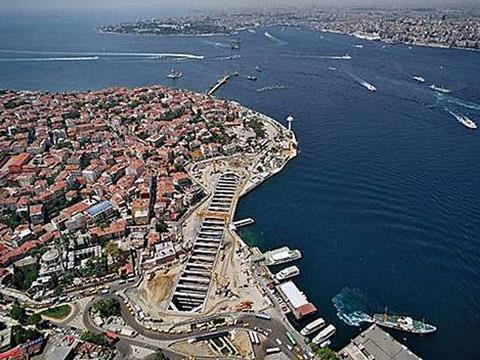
[320,28,480,53]
[98,24,479,53]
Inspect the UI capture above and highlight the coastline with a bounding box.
[320,28,480,53]
[98,23,479,53]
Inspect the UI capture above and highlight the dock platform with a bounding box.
[338,324,422,360]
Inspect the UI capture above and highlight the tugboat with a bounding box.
[370,309,437,334]
[167,69,183,79]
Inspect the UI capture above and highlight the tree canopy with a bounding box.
[93,298,121,318]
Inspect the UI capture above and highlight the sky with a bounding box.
[1,0,478,10]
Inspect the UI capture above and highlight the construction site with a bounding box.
[127,110,298,334]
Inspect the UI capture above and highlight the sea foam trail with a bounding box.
[0,56,99,62]
[208,54,242,61]
[0,49,204,60]
[332,288,374,326]
[264,31,288,45]
[435,92,480,112]
[281,54,352,60]
[345,71,377,91]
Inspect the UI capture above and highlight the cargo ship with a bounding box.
[370,313,437,334]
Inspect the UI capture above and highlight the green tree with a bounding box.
[12,264,39,291]
[27,313,42,326]
[104,241,121,262]
[80,330,106,345]
[154,351,166,360]
[93,298,121,318]
[310,345,339,360]
[10,301,27,323]
[10,325,41,346]
[155,220,168,234]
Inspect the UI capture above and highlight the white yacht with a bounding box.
[275,266,300,281]
[300,317,326,336]
[312,324,336,345]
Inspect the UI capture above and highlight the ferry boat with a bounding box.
[300,317,326,336]
[413,76,426,83]
[312,324,336,345]
[370,313,437,334]
[449,111,477,130]
[430,84,451,93]
[264,247,302,266]
[167,69,183,79]
[275,265,300,282]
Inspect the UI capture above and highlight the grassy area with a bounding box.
[40,304,72,320]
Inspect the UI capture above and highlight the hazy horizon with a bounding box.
[2,0,480,11]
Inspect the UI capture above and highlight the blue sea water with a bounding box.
[1,9,480,359]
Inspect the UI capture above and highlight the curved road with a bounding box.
[82,294,312,359]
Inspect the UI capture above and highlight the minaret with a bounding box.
[286,115,294,132]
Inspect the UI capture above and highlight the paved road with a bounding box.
[81,293,312,359]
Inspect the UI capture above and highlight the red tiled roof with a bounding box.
[296,303,317,317]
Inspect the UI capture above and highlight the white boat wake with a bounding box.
[0,56,99,62]
[264,31,288,45]
[345,71,377,92]
[0,49,204,60]
[435,92,480,112]
[209,54,241,61]
[282,54,351,60]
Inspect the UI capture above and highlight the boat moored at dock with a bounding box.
[264,246,302,266]
[300,317,326,336]
[312,324,336,345]
[275,265,300,282]
[370,313,437,334]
